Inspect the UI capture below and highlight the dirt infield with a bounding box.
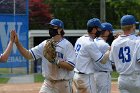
[111,82,119,93]
[0,82,119,93]
[0,83,41,93]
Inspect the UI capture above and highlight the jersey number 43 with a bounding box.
[118,46,131,63]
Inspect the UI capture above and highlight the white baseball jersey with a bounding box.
[94,37,112,72]
[94,37,112,93]
[29,38,76,80]
[74,35,103,74]
[109,34,140,75]
[137,35,140,39]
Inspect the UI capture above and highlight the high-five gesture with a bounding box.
[10,30,15,42]
[12,31,33,60]
[0,30,14,62]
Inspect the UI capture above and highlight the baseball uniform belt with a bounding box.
[49,79,69,83]
[99,71,108,73]
[74,71,85,74]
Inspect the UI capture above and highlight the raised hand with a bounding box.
[12,30,19,44]
[10,30,15,42]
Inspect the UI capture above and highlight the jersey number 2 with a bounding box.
[118,46,131,63]
[75,44,81,57]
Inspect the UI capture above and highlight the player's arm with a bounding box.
[102,45,112,63]
[0,31,14,62]
[86,43,103,63]
[57,61,74,71]
[13,31,33,60]
[87,42,110,64]
[100,49,110,64]
[57,43,75,71]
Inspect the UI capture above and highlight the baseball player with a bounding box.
[94,22,114,93]
[73,18,110,93]
[13,19,76,93]
[114,32,123,39]
[0,30,14,62]
[137,32,140,36]
[109,15,140,93]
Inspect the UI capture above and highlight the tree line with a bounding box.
[29,0,140,30]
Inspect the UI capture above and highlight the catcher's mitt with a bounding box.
[43,39,56,63]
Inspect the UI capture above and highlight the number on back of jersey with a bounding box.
[118,46,131,63]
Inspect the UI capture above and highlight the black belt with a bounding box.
[75,71,85,74]
[49,79,68,83]
[99,71,108,73]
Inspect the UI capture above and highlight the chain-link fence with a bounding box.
[0,0,26,14]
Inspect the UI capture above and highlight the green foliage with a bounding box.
[45,0,100,29]
[106,0,140,28]
[29,0,52,30]
[30,0,140,29]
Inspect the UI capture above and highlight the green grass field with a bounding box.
[111,71,119,78]
[34,73,44,82]
[0,68,10,73]
[111,71,119,81]
[0,68,10,83]
[0,78,9,84]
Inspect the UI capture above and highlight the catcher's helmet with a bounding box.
[101,22,114,31]
[87,18,103,29]
[121,15,139,26]
[49,19,64,29]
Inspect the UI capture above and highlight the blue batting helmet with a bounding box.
[102,22,114,31]
[87,18,103,29]
[49,19,64,29]
[121,15,139,26]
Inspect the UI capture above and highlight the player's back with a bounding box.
[74,35,103,74]
[110,34,140,75]
[94,37,109,54]
[74,35,94,74]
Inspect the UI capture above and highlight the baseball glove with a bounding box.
[43,39,56,63]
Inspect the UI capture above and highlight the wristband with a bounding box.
[56,59,60,65]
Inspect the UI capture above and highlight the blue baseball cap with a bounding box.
[48,19,64,29]
[121,15,139,26]
[101,22,114,31]
[87,18,103,29]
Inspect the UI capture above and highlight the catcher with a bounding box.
[13,19,76,93]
